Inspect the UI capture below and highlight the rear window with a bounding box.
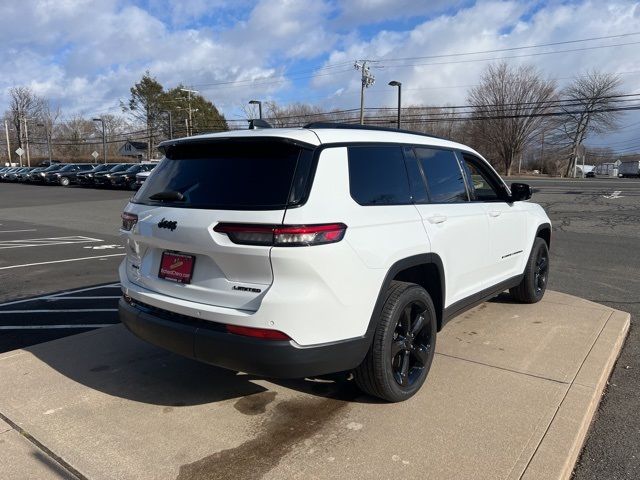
[133,140,313,210]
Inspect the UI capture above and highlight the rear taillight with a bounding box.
[226,324,290,340]
[213,223,347,247]
[121,212,138,231]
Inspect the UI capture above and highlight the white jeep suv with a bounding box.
[118,123,551,402]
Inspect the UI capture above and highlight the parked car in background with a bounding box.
[36,160,62,168]
[76,164,113,186]
[6,167,32,181]
[0,167,18,180]
[24,167,47,182]
[0,167,24,182]
[618,160,640,178]
[54,164,95,186]
[33,163,66,183]
[14,167,37,182]
[109,164,156,190]
[135,170,153,188]
[93,164,134,187]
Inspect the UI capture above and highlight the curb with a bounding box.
[521,310,631,479]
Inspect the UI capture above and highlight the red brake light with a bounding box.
[121,212,138,231]
[214,223,347,247]
[226,324,290,340]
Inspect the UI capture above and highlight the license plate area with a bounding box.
[159,251,195,284]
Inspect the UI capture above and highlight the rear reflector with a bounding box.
[214,223,347,247]
[226,324,291,340]
[121,212,138,231]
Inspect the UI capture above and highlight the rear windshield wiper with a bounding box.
[149,190,184,202]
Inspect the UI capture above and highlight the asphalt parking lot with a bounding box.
[0,183,130,350]
[0,177,638,479]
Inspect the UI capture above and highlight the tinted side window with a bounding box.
[415,148,468,203]
[461,156,501,201]
[348,146,411,205]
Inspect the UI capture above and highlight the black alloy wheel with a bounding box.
[391,302,433,387]
[534,247,548,296]
[355,281,437,402]
[510,237,550,303]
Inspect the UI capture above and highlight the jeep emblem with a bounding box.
[158,218,177,231]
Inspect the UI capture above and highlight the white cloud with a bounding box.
[0,0,638,140]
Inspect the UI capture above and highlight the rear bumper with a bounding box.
[119,298,369,378]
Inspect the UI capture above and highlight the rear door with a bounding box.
[122,139,314,311]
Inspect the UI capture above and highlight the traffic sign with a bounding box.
[91,151,99,159]
[15,147,24,157]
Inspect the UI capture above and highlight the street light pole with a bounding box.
[388,81,402,129]
[92,118,107,164]
[249,100,262,119]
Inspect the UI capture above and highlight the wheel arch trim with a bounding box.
[365,254,446,343]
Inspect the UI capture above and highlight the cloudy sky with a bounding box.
[1,0,639,149]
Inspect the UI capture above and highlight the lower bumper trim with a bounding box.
[119,298,369,379]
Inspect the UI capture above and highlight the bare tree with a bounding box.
[6,87,46,162]
[558,71,623,177]
[56,115,95,161]
[467,62,557,175]
[40,100,61,161]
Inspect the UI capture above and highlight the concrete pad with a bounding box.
[0,291,629,480]
[0,423,74,479]
[440,293,613,383]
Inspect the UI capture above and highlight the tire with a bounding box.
[60,176,70,187]
[354,281,437,402]
[509,237,549,303]
[128,180,138,191]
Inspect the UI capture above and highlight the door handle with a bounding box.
[489,211,502,217]
[427,215,448,224]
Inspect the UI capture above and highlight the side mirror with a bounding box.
[510,182,532,202]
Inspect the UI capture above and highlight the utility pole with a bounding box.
[23,117,31,167]
[180,88,198,136]
[4,120,10,165]
[161,110,173,139]
[355,61,375,125]
[539,131,545,174]
[92,118,107,164]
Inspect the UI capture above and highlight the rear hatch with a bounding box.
[123,138,316,311]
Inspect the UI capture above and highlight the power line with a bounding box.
[369,32,640,64]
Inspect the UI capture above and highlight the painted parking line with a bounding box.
[0,284,121,332]
[0,229,38,234]
[0,324,114,330]
[0,253,126,270]
[0,283,121,307]
[0,235,103,250]
[0,309,118,314]
[43,296,122,301]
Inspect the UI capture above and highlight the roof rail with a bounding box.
[303,122,448,141]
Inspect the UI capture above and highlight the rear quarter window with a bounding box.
[348,146,411,205]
